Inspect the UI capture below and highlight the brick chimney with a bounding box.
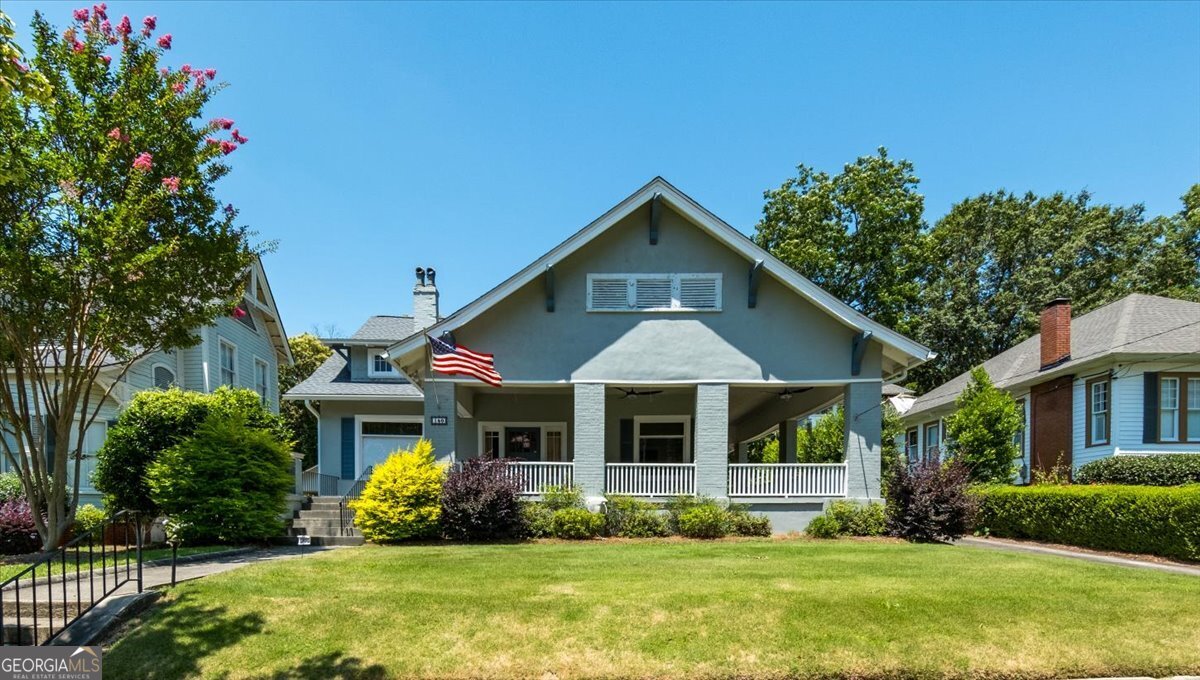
[413,266,439,331]
[1039,297,1072,369]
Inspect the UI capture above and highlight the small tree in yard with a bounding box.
[945,367,1022,483]
[279,334,332,468]
[350,439,444,543]
[440,458,526,541]
[0,7,256,549]
[885,459,977,542]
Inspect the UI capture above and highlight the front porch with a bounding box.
[424,380,882,512]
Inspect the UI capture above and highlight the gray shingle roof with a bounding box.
[906,294,1200,419]
[284,315,422,400]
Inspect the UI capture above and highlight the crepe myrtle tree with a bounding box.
[0,4,259,549]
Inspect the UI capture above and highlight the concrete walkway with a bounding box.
[957,536,1200,577]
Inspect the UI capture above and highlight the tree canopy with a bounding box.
[279,333,332,468]
[944,368,1022,483]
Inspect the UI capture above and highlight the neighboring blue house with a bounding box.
[287,178,934,531]
[1,257,293,505]
[900,294,1200,481]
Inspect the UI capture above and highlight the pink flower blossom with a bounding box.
[73,8,89,22]
[211,117,234,130]
[99,19,112,36]
[72,40,86,54]
[160,67,169,76]
[132,152,153,172]
[116,16,131,37]
[143,15,156,31]
[231,129,248,144]
[219,141,236,155]
[205,137,220,146]
[171,81,185,94]
[161,176,180,193]
[204,68,216,79]
[193,73,207,88]
[107,127,122,140]
[11,57,29,74]
[180,64,191,73]
[64,27,77,42]
[107,35,119,45]
[157,34,171,50]
[93,3,107,20]
[101,54,111,65]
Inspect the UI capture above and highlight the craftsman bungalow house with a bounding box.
[287,178,934,530]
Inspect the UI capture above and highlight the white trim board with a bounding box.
[387,178,934,372]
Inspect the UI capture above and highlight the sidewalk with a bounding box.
[957,536,1200,577]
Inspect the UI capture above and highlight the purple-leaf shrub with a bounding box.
[0,500,42,555]
[885,460,977,543]
[440,459,527,541]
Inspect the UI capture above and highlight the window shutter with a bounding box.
[619,419,634,462]
[589,277,629,310]
[1143,372,1159,443]
[679,276,720,310]
[633,277,672,309]
[341,417,355,480]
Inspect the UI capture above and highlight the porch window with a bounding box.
[368,350,396,378]
[635,417,691,463]
[479,423,569,462]
[586,274,722,312]
[1086,378,1109,446]
[219,339,237,386]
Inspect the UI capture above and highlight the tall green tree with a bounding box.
[279,333,332,468]
[754,148,926,333]
[0,8,257,548]
[944,367,1022,483]
[794,404,905,472]
[912,188,1200,391]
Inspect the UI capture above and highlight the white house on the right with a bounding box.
[900,294,1200,482]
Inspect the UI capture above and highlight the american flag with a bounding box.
[428,334,503,387]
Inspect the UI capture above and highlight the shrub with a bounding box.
[0,472,23,502]
[885,459,977,542]
[549,508,604,539]
[72,504,106,536]
[664,495,715,534]
[349,439,444,543]
[96,387,287,514]
[804,501,886,538]
[441,459,526,541]
[0,500,40,554]
[677,504,730,539]
[522,502,554,538]
[728,510,772,537]
[604,496,668,538]
[944,367,1022,483]
[973,484,1200,561]
[805,513,841,539]
[1076,455,1200,487]
[540,485,584,511]
[146,414,294,544]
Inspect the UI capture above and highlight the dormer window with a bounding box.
[368,350,396,378]
[586,274,722,312]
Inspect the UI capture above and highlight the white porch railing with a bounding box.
[605,463,696,496]
[505,462,574,495]
[727,463,847,497]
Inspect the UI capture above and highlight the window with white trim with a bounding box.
[586,274,722,312]
[219,340,237,386]
[368,350,396,378]
[153,364,176,390]
[254,358,269,404]
[1188,378,1200,443]
[1160,377,1180,442]
[1087,379,1109,446]
[634,416,691,463]
[479,422,568,462]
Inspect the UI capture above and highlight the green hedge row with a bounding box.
[1075,455,1200,486]
[973,484,1200,561]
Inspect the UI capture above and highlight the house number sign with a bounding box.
[430,416,449,426]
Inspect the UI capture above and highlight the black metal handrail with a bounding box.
[0,510,142,645]
[302,468,340,496]
[338,466,374,536]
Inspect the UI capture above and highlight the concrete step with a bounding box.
[307,500,344,510]
[310,535,365,547]
[291,518,345,530]
[288,526,361,539]
[295,510,343,520]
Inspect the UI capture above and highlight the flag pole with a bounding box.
[425,335,440,409]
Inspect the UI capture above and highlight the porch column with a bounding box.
[844,381,882,501]
[573,383,606,503]
[736,441,749,464]
[695,383,730,498]
[424,380,457,463]
[778,419,798,463]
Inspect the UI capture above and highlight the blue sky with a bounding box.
[8,1,1200,337]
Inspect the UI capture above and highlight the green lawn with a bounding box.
[105,538,1200,679]
[0,545,232,583]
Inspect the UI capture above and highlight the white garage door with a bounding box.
[360,420,423,474]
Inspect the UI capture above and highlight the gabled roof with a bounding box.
[245,256,293,365]
[387,177,934,372]
[284,315,423,401]
[905,294,1200,419]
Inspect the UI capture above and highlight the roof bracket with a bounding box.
[543,265,555,313]
[649,192,662,245]
[851,330,873,376]
[748,259,764,308]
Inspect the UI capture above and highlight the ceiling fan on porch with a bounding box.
[761,387,812,401]
[615,387,664,400]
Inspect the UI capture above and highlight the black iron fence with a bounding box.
[338,466,374,536]
[0,510,143,645]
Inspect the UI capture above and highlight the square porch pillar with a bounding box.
[695,383,730,498]
[778,419,798,463]
[573,383,606,502]
[424,380,457,463]
[844,381,883,501]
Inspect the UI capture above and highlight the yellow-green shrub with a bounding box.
[350,439,444,543]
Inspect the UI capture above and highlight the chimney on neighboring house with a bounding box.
[1040,297,1072,369]
[413,266,440,331]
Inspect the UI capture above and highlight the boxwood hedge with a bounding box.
[1075,455,1200,486]
[973,484,1200,561]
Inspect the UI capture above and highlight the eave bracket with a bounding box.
[748,259,764,308]
[851,330,874,376]
[649,193,662,245]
